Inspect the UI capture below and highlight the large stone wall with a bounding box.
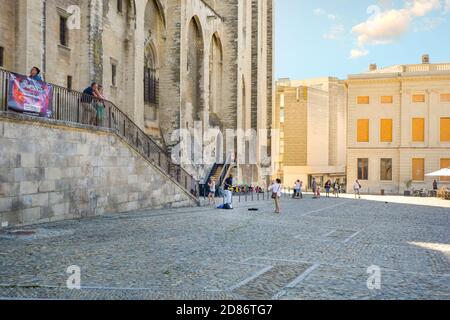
[0,113,198,228]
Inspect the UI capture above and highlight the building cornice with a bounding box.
[346,75,450,85]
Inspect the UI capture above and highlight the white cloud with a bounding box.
[323,24,345,40]
[445,0,450,13]
[407,0,441,16]
[314,8,338,21]
[314,8,325,16]
[350,48,369,59]
[352,8,412,46]
[350,0,445,58]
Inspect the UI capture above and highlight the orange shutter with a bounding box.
[357,119,369,142]
[380,119,393,142]
[381,96,393,104]
[440,94,450,103]
[441,159,450,182]
[412,158,425,181]
[412,94,425,103]
[357,96,370,104]
[440,118,450,142]
[412,118,425,142]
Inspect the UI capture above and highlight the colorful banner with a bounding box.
[7,73,53,118]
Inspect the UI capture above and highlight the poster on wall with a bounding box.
[7,73,53,118]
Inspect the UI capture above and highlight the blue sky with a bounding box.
[275,0,450,80]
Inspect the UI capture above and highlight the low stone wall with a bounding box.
[0,112,198,228]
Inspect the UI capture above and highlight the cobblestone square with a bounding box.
[0,195,449,300]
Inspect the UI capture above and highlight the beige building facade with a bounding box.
[346,57,450,194]
[273,77,347,190]
[0,0,274,184]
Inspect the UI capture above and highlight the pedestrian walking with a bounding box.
[353,179,362,199]
[294,180,302,199]
[269,179,282,214]
[333,181,340,198]
[208,179,216,206]
[312,178,317,199]
[299,181,303,199]
[325,179,332,198]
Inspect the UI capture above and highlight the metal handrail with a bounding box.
[0,69,198,198]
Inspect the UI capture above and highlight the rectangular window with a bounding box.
[412,118,425,142]
[440,118,450,142]
[357,119,369,142]
[59,16,68,46]
[280,93,285,108]
[440,94,450,103]
[441,159,450,182]
[112,63,117,86]
[117,0,123,13]
[358,158,369,180]
[380,159,393,181]
[381,96,393,104]
[67,76,72,91]
[412,94,425,103]
[412,158,425,181]
[357,96,370,104]
[0,47,4,67]
[380,119,393,142]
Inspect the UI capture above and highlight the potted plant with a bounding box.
[404,179,413,196]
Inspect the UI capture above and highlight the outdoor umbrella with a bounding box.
[425,168,450,177]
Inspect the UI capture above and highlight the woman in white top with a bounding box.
[294,180,301,199]
[208,179,216,206]
[269,179,283,214]
[353,180,362,199]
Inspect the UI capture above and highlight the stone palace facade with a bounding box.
[0,0,274,184]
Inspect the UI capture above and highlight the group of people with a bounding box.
[26,67,107,127]
[205,174,365,214]
[267,178,363,214]
[311,178,342,199]
[206,175,235,209]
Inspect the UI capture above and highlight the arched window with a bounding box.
[144,45,158,105]
[209,33,223,115]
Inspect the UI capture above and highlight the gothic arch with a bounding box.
[145,0,166,29]
[209,32,223,116]
[186,16,205,124]
[143,0,166,128]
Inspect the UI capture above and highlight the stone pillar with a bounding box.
[15,0,44,75]
[133,0,146,129]
[89,0,104,84]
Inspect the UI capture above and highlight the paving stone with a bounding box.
[0,196,449,300]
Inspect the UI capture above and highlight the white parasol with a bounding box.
[425,168,450,177]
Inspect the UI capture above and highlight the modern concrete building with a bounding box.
[346,55,450,194]
[273,77,347,190]
[0,0,274,184]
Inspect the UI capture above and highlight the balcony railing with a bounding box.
[0,68,199,199]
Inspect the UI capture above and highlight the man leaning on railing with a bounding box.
[82,82,101,126]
